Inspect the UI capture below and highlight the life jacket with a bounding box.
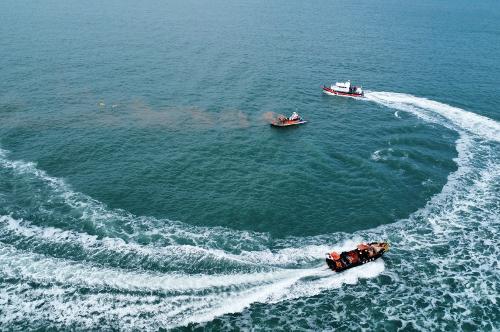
[330,251,340,260]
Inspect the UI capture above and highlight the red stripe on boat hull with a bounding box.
[322,86,364,97]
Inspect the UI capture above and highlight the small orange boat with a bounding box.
[270,112,307,127]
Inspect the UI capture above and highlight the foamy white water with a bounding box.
[365,91,500,142]
[0,92,499,330]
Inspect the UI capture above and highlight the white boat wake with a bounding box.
[0,91,499,330]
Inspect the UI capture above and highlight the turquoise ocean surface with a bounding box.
[0,0,499,330]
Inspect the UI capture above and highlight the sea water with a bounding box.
[0,0,499,330]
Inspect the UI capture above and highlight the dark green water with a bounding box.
[0,0,499,330]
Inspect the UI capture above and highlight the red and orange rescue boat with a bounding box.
[326,242,389,272]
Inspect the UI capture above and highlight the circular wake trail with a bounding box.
[0,91,499,330]
[0,146,382,329]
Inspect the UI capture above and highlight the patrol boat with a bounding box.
[322,80,364,98]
